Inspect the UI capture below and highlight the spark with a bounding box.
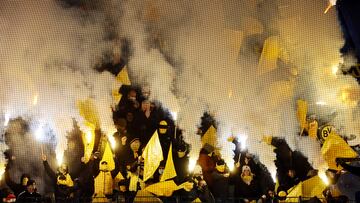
[318,170,330,186]
[4,113,10,127]
[86,131,93,144]
[32,94,39,106]
[109,134,116,150]
[170,111,178,121]
[0,163,5,181]
[56,153,64,166]
[228,89,233,99]
[316,101,327,106]
[331,64,339,75]
[227,162,235,172]
[35,125,44,141]
[188,158,197,172]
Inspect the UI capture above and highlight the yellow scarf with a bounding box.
[241,175,253,185]
[57,174,74,187]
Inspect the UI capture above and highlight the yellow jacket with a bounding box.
[94,171,113,197]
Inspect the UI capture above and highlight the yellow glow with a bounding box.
[316,101,327,106]
[228,89,233,99]
[269,167,277,182]
[0,163,5,180]
[35,125,44,141]
[32,94,39,106]
[188,158,197,172]
[56,153,64,166]
[340,87,359,106]
[239,136,248,150]
[86,131,93,144]
[332,65,339,75]
[318,170,330,186]
[171,111,178,121]
[109,135,116,150]
[227,162,234,172]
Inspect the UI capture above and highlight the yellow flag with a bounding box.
[160,144,177,182]
[113,171,125,190]
[81,129,95,163]
[116,66,131,85]
[134,190,161,202]
[99,142,115,171]
[145,180,180,197]
[201,125,217,148]
[321,133,358,170]
[77,99,100,129]
[308,120,318,139]
[302,176,326,198]
[143,131,164,181]
[296,100,308,130]
[192,198,202,203]
[77,99,100,163]
[112,89,122,105]
[286,175,326,202]
[262,136,273,145]
[286,182,303,202]
[257,36,280,75]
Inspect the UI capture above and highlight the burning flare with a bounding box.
[4,113,10,127]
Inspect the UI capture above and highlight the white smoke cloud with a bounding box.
[0,1,116,167]
[116,0,360,176]
[2,0,359,186]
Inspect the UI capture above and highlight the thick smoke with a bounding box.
[114,0,360,175]
[277,0,360,167]
[1,0,360,190]
[0,0,116,181]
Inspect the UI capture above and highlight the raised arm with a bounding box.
[42,155,57,180]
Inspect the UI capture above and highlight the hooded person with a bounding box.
[198,143,218,187]
[234,165,260,202]
[208,159,230,202]
[17,179,42,203]
[92,158,120,202]
[157,120,174,164]
[42,154,74,202]
[173,143,190,184]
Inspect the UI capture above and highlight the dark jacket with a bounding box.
[43,161,74,202]
[17,191,42,203]
[234,177,260,201]
[173,154,190,184]
[133,109,158,146]
[75,159,96,202]
[4,169,27,197]
[209,170,230,200]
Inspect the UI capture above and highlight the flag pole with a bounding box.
[324,4,333,14]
